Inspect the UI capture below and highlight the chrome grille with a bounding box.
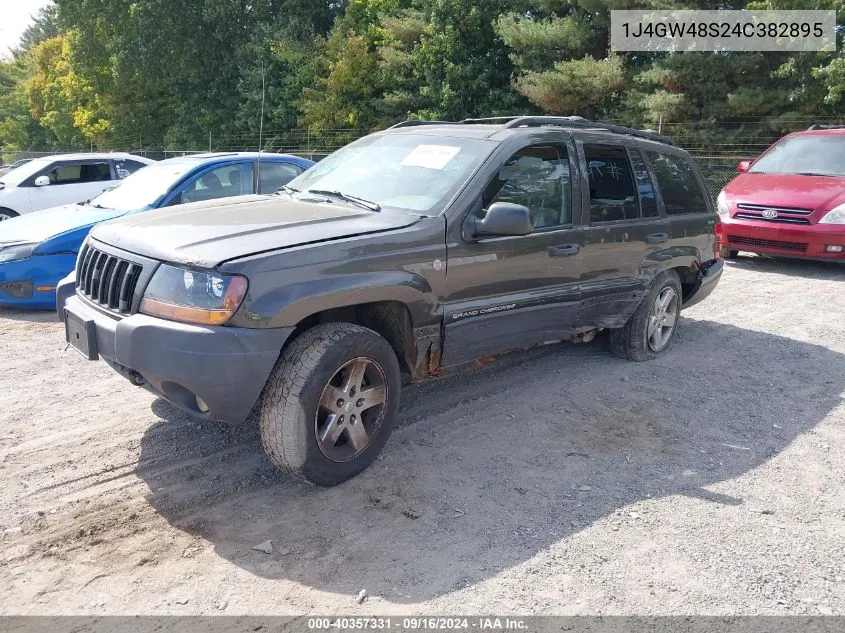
[76,244,143,313]
[734,212,811,225]
[736,203,813,215]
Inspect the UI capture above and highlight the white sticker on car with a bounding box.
[400,145,461,170]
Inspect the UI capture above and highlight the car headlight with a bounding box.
[140,264,248,326]
[0,242,37,263]
[716,191,730,218]
[819,203,845,225]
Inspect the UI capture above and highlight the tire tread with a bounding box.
[610,270,682,362]
[259,322,399,485]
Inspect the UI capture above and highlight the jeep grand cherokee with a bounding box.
[57,116,723,486]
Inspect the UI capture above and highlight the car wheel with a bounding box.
[720,247,739,259]
[0,208,18,221]
[610,270,682,362]
[259,322,401,486]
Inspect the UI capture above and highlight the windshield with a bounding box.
[287,133,495,215]
[749,135,845,177]
[90,161,196,211]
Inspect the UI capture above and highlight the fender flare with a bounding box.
[243,271,438,329]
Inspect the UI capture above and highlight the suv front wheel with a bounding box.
[259,322,401,486]
[610,270,682,361]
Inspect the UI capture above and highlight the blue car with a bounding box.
[0,152,314,309]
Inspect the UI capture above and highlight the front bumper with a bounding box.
[60,293,294,423]
[0,253,77,309]
[722,217,845,261]
[681,257,723,309]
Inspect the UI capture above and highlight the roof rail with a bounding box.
[390,115,674,145]
[388,120,452,129]
[458,116,525,124]
[807,124,845,131]
[490,115,674,145]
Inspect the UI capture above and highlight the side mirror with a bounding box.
[34,175,51,187]
[465,202,533,239]
[737,160,752,174]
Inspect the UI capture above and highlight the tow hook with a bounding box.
[128,370,145,386]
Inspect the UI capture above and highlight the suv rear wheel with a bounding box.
[610,270,682,361]
[259,322,401,486]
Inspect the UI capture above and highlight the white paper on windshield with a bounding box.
[401,144,461,170]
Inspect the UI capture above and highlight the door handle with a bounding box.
[548,244,580,257]
[646,232,669,245]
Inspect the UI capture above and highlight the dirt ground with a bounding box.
[1,255,843,616]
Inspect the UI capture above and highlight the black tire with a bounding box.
[0,208,18,221]
[259,322,401,486]
[720,247,739,259]
[610,270,682,362]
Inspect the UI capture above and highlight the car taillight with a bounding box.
[714,221,724,258]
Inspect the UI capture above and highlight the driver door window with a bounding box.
[29,160,114,211]
[48,164,83,184]
[44,161,110,185]
[482,145,572,229]
[176,163,255,204]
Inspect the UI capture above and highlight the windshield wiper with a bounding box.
[306,189,381,212]
[276,185,300,195]
[796,172,836,177]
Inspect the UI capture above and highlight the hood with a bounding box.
[0,203,127,245]
[723,172,845,211]
[89,195,423,268]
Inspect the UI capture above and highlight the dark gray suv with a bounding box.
[58,116,723,486]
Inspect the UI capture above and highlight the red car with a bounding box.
[718,125,845,262]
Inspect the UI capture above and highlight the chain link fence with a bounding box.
[0,128,366,165]
[689,154,753,204]
[2,120,840,204]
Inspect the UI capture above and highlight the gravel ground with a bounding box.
[0,255,843,616]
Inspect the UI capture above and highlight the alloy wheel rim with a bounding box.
[646,286,678,352]
[315,357,388,462]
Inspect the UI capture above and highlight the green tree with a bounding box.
[301,0,528,131]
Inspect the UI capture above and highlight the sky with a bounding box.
[0,0,53,58]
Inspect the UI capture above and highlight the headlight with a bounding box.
[819,203,845,225]
[0,242,37,263]
[716,191,730,217]
[140,264,248,325]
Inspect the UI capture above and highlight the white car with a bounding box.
[0,153,153,221]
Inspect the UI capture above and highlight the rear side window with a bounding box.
[646,151,709,215]
[258,162,304,194]
[114,158,148,180]
[584,144,639,223]
[80,161,111,182]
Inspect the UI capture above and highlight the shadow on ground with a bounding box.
[725,254,844,280]
[0,306,57,323]
[137,318,843,601]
